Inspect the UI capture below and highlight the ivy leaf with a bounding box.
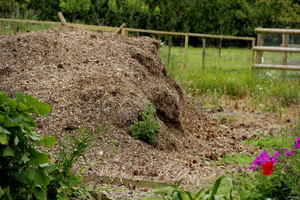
[28,168,50,186]
[33,186,47,200]
[3,146,15,157]
[0,134,9,145]
[28,148,49,166]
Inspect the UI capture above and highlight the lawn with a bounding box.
[159,46,300,108]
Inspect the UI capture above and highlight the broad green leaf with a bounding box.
[3,146,15,157]
[0,126,11,135]
[21,151,30,163]
[32,134,56,148]
[33,186,47,200]
[29,131,44,141]
[15,90,26,105]
[28,168,50,186]
[28,148,49,166]
[0,115,5,124]
[209,177,224,200]
[2,116,18,127]
[14,136,19,146]
[0,187,4,198]
[15,90,52,117]
[0,133,9,145]
[25,94,52,117]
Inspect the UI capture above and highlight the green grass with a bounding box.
[159,46,300,108]
[1,22,56,35]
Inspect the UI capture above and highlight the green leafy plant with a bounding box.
[47,128,95,199]
[0,90,55,200]
[130,103,161,144]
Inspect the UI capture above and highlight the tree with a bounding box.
[59,0,90,22]
[88,0,110,25]
[28,0,60,21]
[107,0,150,28]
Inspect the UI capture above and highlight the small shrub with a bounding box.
[130,103,161,144]
[47,128,95,199]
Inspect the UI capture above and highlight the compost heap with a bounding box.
[0,26,253,183]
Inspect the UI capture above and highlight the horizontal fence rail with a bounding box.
[252,28,300,78]
[124,28,255,41]
[252,64,300,71]
[255,28,300,35]
[123,28,255,68]
[253,46,300,53]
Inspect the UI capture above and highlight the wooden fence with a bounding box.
[252,28,300,78]
[0,12,256,68]
[121,28,256,68]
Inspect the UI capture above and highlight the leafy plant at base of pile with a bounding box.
[152,177,233,200]
[0,90,55,200]
[130,103,161,144]
[47,128,95,199]
[233,137,300,199]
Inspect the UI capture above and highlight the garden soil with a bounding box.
[1,26,298,199]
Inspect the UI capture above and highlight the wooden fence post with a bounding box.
[0,21,3,35]
[255,32,262,76]
[58,12,67,26]
[282,33,289,80]
[202,38,206,70]
[115,23,126,34]
[121,28,128,37]
[184,34,189,68]
[251,38,256,71]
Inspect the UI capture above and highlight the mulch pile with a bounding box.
[0,26,254,188]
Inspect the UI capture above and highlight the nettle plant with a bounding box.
[0,90,55,199]
[130,103,161,144]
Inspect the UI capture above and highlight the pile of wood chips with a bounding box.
[0,26,255,195]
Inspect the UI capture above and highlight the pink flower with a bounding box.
[290,149,295,155]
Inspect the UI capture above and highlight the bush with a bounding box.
[0,90,94,199]
[0,90,55,200]
[130,103,161,144]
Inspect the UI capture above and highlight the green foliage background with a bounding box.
[0,0,299,45]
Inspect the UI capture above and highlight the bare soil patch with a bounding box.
[1,26,298,199]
